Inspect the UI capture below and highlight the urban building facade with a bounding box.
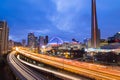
[0,21,9,55]
[34,37,38,48]
[91,0,100,48]
[8,40,14,50]
[27,33,35,48]
[27,32,49,51]
[22,39,26,47]
[44,35,48,45]
[39,36,44,47]
[108,32,120,43]
[58,42,83,50]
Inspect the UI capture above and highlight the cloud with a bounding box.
[28,29,50,34]
[9,35,14,40]
[4,0,120,42]
[52,0,83,12]
[50,0,86,32]
[50,15,75,32]
[9,35,21,41]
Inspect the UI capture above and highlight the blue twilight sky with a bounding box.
[0,0,120,42]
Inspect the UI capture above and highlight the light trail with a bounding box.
[7,51,47,80]
[17,55,85,80]
[16,47,120,80]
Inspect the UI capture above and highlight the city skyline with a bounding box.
[0,0,120,41]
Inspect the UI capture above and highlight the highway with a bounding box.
[16,47,120,80]
[17,55,89,80]
[7,51,48,80]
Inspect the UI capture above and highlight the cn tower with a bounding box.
[91,0,100,48]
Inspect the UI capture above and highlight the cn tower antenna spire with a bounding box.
[91,0,100,48]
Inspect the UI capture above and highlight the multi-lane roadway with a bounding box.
[7,51,48,80]
[8,51,88,80]
[16,47,120,80]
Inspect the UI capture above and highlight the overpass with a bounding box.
[16,47,120,80]
[8,50,87,80]
[7,51,47,80]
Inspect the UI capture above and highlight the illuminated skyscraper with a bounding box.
[34,37,38,48]
[91,0,100,48]
[0,21,9,55]
[22,39,26,47]
[44,35,48,45]
[8,40,14,50]
[27,33,35,48]
[38,36,44,47]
